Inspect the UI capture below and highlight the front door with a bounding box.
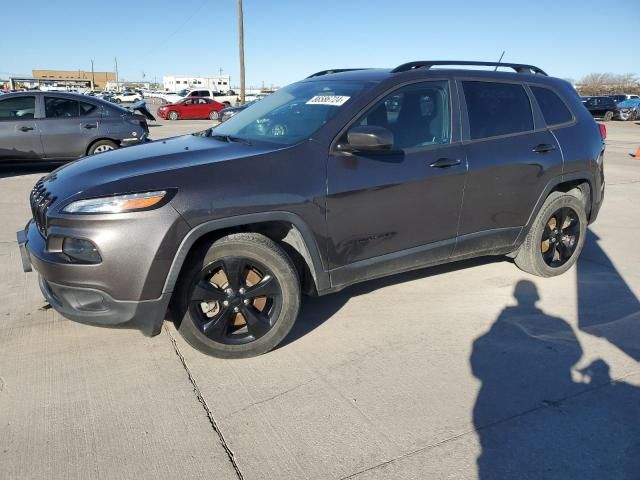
[326,80,467,286]
[0,95,44,160]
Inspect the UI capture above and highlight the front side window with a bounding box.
[45,97,79,118]
[356,81,450,149]
[463,81,533,140]
[213,80,367,145]
[0,96,36,119]
[530,86,572,126]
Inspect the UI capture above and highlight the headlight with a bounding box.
[63,191,168,214]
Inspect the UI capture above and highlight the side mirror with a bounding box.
[339,125,394,152]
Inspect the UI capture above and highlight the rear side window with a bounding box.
[0,96,35,119]
[462,81,533,140]
[45,97,79,118]
[530,86,572,126]
[79,102,98,116]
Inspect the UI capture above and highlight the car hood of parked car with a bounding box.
[41,133,285,208]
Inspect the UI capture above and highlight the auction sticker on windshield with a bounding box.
[306,95,350,106]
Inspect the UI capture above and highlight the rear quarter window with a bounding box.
[462,81,534,140]
[530,86,573,126]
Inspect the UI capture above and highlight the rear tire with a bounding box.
[174,233,300,358]
[88,139,118,155]
[514,190,587,277]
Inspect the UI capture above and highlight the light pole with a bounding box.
[238,0,245,104]
[91,59,95,90]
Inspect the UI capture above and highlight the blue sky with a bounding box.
[2,0,638,88]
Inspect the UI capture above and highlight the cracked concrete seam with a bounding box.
[163,324,246,480]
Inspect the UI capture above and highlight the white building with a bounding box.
[162,75,231,93]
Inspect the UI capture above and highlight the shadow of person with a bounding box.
[577,230,640,361]
[472,280,640,479]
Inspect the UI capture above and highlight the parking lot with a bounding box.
[1,120,639,479]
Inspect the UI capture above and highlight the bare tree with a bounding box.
[579,72,640,95]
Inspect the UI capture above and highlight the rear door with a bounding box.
[39,96,87,159]
[0,95,44,160]
[193,98,211,118]
[454,79,563,257]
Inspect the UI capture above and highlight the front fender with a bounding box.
[161,211,330,295]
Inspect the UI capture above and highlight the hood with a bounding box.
[40,134,279,206]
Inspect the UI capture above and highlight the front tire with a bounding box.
[603,111,614,122]
[168,111,179,120]
[514,190,587,277]
[209,110,220,120]
[174,233,300,358]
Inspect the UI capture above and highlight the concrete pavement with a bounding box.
[1,121,639,479]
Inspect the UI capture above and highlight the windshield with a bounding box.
[212,80,367,145]
[618,99,640,107]
[176,89,189,97]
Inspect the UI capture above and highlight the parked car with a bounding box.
[18,60,605,358]
[157,97,226,120]
[159,89,236,107]
[615,98,640,121]
[218,100,257,122]
[0,91,150,161]
[112,92,142,103]
[609,94,639,103]
[583,96,618,121]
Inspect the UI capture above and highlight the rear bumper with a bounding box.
[120,132,148,147]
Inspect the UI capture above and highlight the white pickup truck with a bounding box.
[154,89,239,107]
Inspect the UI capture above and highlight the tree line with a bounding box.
[571,73,640,95]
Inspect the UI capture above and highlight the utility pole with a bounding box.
[91,59,95,90]
[114,57,119,92]
[238,0,245,104]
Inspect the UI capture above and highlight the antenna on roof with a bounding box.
[494,51,505,71]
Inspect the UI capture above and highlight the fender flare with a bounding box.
[161,211,330,295]
[515,171,596,245]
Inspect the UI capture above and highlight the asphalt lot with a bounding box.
[1,121,639,479]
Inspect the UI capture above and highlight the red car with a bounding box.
[157,97,225,121]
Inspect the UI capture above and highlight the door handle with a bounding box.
[83,123,98,129]
[19,126,34,132]
[532,143,556,153]
[429,158,461,168]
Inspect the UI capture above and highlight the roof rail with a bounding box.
[306,68,370,79]
[391,61,548,76]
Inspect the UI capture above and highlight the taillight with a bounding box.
[598,123,607,140]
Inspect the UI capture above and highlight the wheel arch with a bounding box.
[515,172,596,246]
[163,212,330,298]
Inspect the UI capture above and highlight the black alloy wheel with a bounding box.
[540,207,580,268]
[188,257,282,345]
[514,190,587,278]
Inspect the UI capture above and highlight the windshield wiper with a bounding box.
[211,134,252,145]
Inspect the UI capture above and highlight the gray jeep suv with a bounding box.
[18,61,605,358]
